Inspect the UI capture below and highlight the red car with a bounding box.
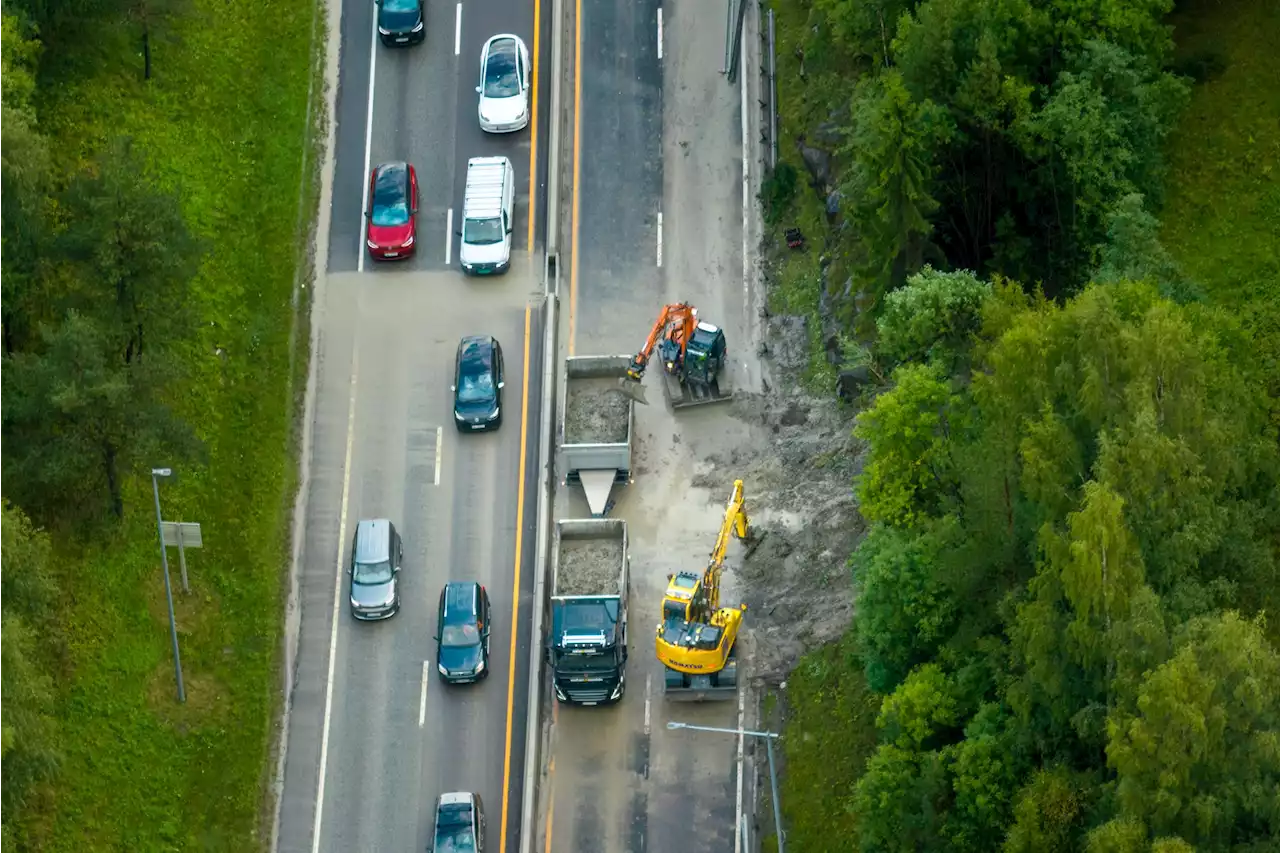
[365,161,418,261]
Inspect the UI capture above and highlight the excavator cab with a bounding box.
[682,322,727,386]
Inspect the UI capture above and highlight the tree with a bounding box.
[57,136,201,367]
[1,14,52,356]
[1094,193,1200,303]
[854,361,961,525]
[853,518,963,692]
[1,311,199,520]
[1106,611,1280,849]
[876,266,991,368]
[0,504,61,830]
[1003,765,1095,852]
[841,70,950,296]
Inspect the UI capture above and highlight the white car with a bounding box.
[476,34,531,133]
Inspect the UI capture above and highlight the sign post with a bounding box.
[161,521,204,594]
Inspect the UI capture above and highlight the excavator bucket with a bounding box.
[616,376,649,405]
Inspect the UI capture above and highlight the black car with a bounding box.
[435,581,492,683]
[376,0,425,46]
[431,792,486,852]
[452,335,505,432]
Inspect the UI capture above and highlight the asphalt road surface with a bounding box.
[275,0,552,848]
[544,0,751,850]
[327,0,552,273]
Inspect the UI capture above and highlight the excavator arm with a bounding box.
[701,479,748,613]
[625,302,697,382]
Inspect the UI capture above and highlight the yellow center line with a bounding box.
[568,0,583,357]
[499,304,533,852]
[526,0,541,254]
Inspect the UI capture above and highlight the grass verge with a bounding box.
[763,0,859,389]
[1162,0,1280,388]
[18,2,325,850]
[759,632,881,853]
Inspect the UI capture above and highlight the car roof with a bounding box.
[442,582,479,623]
[354,519,391,563]
[438,791,475,807]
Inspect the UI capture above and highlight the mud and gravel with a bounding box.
[556,540,625,596]
[565,380,630,444]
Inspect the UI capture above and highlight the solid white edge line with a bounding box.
[643,673,652,736]
[656,210,663,267]
[434,425,443,484]
[740,1,751,331]
[657,7,663,60]
[454,2,462,55]
[445,209,454,266]
[358,16,378,273]
[734,684,745,853]
[419,661,430,727]
[311,345,360,853]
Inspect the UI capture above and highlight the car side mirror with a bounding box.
[455,229,463,237]
[475,85,482,94]
[498,381,505,389]
[450,384,456,391]
[433,634,440,642]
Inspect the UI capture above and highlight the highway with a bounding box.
[275,0,552,848]
[542,0,762,850]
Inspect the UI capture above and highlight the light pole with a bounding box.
[151,467,186,704]
[668,720,785,853]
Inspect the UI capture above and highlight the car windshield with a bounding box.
[383,0,417,11]
[434,804,476,852]
[483,45,520,98]
[457,370,494,404]
[441,623,481,647]
[463,216,503,245]
[353,559,393,585]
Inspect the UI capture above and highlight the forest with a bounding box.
[764,0,1280,851]
[1,0,318,848]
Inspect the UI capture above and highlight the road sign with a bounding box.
[160,522,203,548]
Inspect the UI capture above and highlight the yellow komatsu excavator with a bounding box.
[655,479,750,701]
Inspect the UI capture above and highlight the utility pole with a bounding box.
[151,468,186,704]
[668,720,785,853]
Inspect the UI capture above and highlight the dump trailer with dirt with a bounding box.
[558,355,635,516]
[547,519,630,706]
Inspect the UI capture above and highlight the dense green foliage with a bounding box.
[0,0,319,848]
[765,2,1280,848]
[845,274,1280,852]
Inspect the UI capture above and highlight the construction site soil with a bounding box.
[698,314,866,683]
[565,382,630,444]
[556,539,625,596]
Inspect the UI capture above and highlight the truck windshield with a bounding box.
[555,651,612,672]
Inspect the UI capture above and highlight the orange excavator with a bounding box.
[619,302,733,408]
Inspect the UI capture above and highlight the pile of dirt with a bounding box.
[682,313,870,683]
[556,540,625,596]
[565,383,630,444]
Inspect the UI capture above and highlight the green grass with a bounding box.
[763,0,863,389]
[17,3,325,850]
[1162,0,1280,387]
[760,633,882,853]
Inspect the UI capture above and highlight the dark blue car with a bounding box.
[452,335,505,432]
[435,581,492,684]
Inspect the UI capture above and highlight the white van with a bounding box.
[458,156,515,276]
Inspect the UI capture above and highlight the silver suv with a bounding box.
[348,519,403,620]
